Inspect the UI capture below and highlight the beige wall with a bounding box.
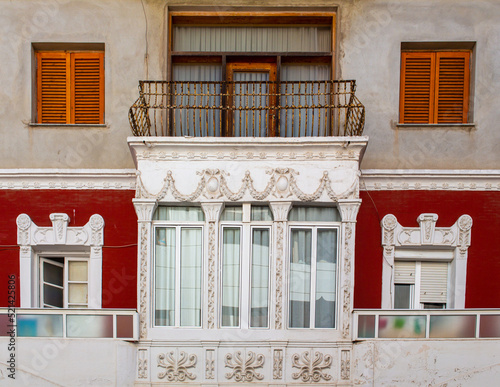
[1,0,498,169]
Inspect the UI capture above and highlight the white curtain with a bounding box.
[315,229,337,328]
[154,206,205,221]
[250,206,273,221]
[180,228,202,326]
[280,65,331,137]
[174,26,331,52]
[289,229,312,328]
[288,206,341,222]
[222,228,241,327]
[250,229,270,327]
[172,64,222,136]
[232,72,269,137]
[155,227,176,326]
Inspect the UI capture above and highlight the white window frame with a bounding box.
[287,219,341,330]
[218,204,273,329]
[152,220,204,328]
[39,254,90,308]
[381,213,473,309]
[16,213,104,309]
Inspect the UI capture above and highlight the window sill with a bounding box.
[396,123,476,130]
[28,123,108,129]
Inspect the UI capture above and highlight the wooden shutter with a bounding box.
[420,261,448,303]
[71,52,104,124]
[394,261,416,284]
[435,52,470,124]
[400,52,435,124]
[37,52,70,123]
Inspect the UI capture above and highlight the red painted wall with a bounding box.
[0,190,137,308]
[354,190,500,309]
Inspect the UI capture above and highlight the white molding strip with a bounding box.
[360,169,500,191]
[0,169,136,190]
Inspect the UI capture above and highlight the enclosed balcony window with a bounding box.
[129,11,364,137]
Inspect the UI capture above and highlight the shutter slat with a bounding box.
[71,52,104,124]
[420,262,448,303]
[436,52,470,124]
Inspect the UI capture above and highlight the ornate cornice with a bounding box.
[0,169,136,190]
[361,169,500,191]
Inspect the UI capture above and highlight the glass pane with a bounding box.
[394,284,412,309]
[155,227,176,326]
[153,206,205,221]
[68,283,88,304]
[116,315,134,338]
[68,261,88,281]
[180,228,202,327]
[173,26,331,52]
[479,315,500,338]
[288,207,341,222]
[379,315,426,338]
[429,315,476,338]
[251,206,273,221]
[221,207,243,221]
[358,315,376,338]
[289,229,312,328]
[315,229,337,328]
[18,314,63,337]
[43,261,63,287]
[43,284,63,308]
[233,72,269,137]
[67,315,113,338]
[250,229,270,328]
[222,228,241,327]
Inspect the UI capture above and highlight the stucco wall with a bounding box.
[0,0,499,169]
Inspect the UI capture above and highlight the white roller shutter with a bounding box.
[394,261,416,284]
[420,261,448,303]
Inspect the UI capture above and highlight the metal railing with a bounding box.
[129,80,365,137]
[353,309,500,340]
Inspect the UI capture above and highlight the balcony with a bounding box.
[129,80,365,137]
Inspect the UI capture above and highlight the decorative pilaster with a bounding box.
[133,199,157,340]
[337,200,361,340]
[201,203,224,329]
[269,202,292,330]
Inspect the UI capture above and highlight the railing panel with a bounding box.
[129,80,365,137]
[353,310,500,340]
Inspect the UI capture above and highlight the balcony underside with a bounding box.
[129,80,365,137]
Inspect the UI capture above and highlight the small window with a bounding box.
[394,260,449,310]
[400,50,471,124]
[40,257,89,308]
[36,50,104,124]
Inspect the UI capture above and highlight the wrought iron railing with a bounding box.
[129,80,365,137]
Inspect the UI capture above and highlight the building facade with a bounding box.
[0,0,499,385]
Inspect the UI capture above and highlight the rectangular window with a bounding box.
[36,51,104,124]
[250,228,270,328]
[221,227,241,327]
[393,260,448,309]
[400,51,470,124]
[40,257,88,308]
[289,227,338,328]
[154,226,203,327]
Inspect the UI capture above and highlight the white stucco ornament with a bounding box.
[276,175,289,191]
[206,177,219,193]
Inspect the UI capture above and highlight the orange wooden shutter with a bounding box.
[400,52,435,124]
[37,52,70,123]
[71,52,104,124]
[435,52,470,124]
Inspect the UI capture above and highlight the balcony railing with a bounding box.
[353,309,500,340]
[0,308,138,340]
[129,80,365,137]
